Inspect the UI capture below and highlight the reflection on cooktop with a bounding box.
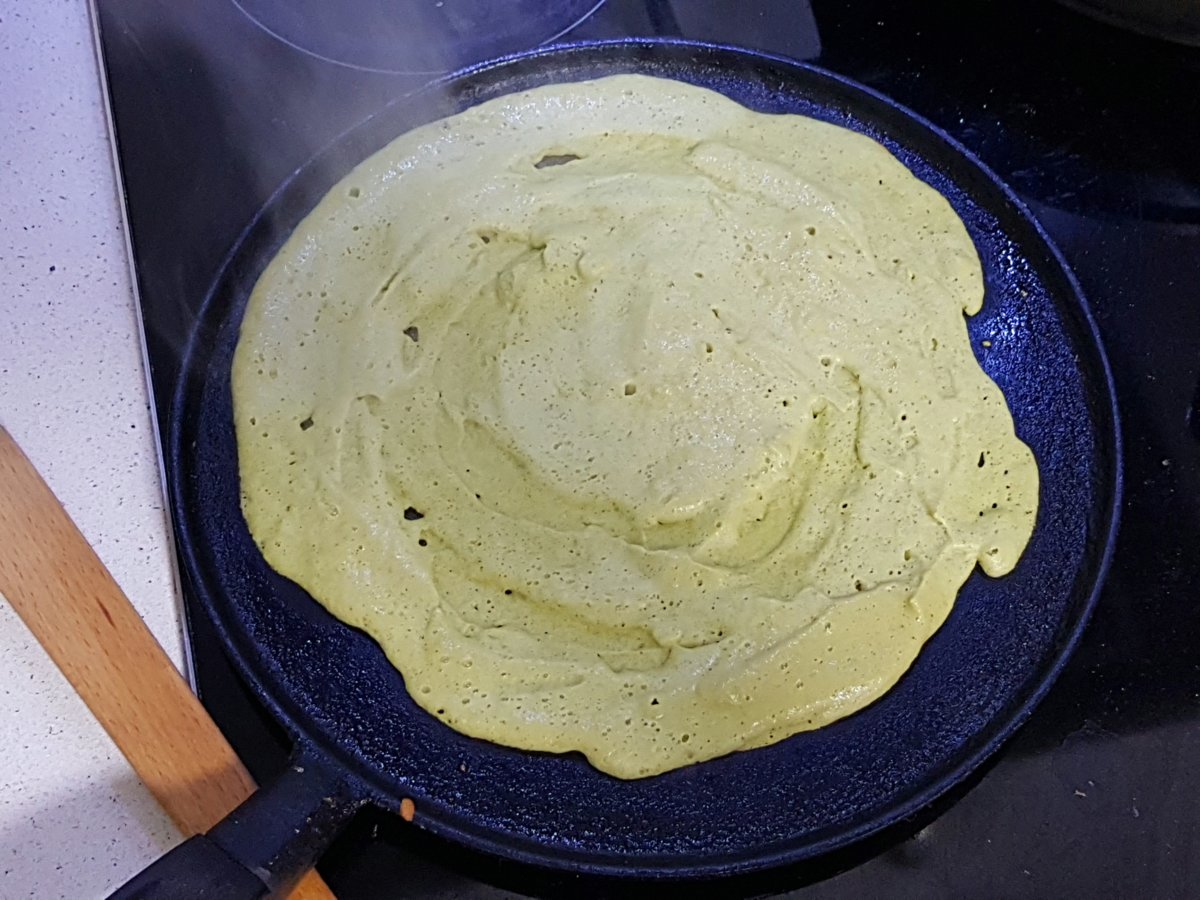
[816,1,1200,222]
[230,0,608,73]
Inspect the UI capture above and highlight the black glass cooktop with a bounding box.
[92,0,1200,896]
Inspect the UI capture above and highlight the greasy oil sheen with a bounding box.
[232,75,1038,779]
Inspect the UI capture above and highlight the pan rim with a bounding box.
[168,36,1124,880]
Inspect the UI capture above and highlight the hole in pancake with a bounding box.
[299,416,314,431]
[533,153,582,169]
[404,506,425,521]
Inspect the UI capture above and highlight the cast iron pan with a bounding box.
[114,39,1122,899]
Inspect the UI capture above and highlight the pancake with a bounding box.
[232,74,1038,779]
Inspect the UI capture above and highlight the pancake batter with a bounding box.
[232,75,1038,778]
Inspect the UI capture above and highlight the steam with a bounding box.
[199,0,616,293]
[229,0,608,74]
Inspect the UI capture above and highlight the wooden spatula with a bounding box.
[0,425,335,899]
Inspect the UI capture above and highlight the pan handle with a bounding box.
[108,746,367,899]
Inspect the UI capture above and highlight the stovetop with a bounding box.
[92,0,1200,896]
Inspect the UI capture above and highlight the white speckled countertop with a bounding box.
[1,3,186,897]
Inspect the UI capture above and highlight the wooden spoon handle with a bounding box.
[0,426,335,899]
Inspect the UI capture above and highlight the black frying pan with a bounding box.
[113,39,1121,899]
